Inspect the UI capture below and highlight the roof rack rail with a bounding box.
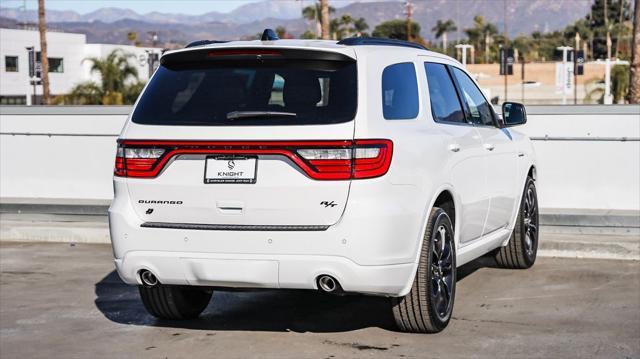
[337,37,428,51]
[185,40,229,48]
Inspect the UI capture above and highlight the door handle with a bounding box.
[484,144,495,151]
[448,144,460,152]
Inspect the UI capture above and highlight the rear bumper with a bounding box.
[109,177,429,296]
[115,251,414,296]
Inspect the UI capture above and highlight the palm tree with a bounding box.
[302,5,321,38]
[64,49,143,105]
[432,19,457,52]
[320,0,331,40]
[330,18,343,40]
[302,2,335,39]
[127,31,138,46]
[275,26,288,39]
[630,0,639,103]
[37,0,50,104]
[464,16,498,63]
[340,14,355,38]
[353,17,369,37]
[86,49,138,94]
[327,14,368,40]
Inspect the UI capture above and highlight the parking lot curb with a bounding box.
[1,207,638,261]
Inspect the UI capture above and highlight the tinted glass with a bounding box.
[132,60,357,126]
[424,63,465,123]
[451,67,494,126]
[5,56,18,72]
[48,58,64,73]
[35,53,64,73]
[381,62,419,120]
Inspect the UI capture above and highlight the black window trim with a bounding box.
[424,61,469,126]
[447,64,500,128]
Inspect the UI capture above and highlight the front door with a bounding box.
[449,66,518,235]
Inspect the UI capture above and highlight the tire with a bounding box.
[495,176,539,269]
[139,284,212,320]
[391,208,456,333]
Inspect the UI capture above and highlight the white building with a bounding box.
[0,28,162,105]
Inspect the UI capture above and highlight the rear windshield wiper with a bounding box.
[226,111,297,120]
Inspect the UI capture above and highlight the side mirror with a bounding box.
[502,102,527,127]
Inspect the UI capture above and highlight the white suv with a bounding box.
[109,31,538,333]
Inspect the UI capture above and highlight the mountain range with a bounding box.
[0,1,592,46]
[0,1,307,25]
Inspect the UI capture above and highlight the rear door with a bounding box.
[424,62,489,243]
[120,48,360,227]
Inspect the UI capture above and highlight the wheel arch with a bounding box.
[396,185,460,297]
[528,165,537,181]
[503,163,538,244]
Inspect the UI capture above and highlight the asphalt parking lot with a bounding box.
[0,242,638,359]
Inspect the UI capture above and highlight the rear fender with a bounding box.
[396,184,460,297]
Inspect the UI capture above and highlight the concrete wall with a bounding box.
[0,106,125,202]
[518,106,639,212]
[1,105,639,214]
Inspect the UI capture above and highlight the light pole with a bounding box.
[25,46,36,106]
[574,33,580,104]
[405,0,413,41]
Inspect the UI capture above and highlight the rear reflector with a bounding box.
[114,139,392,180]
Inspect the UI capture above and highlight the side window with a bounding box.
[5,56,18,72]
[48,58,64,73]
[424,63,465,123]
[451,67,494,126]
[381,62,419,120]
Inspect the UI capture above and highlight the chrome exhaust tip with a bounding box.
[317,275,340,293]
[140,270,159,287]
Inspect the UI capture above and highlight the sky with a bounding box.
[0,0,356,15]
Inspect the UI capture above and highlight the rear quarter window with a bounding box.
[381,62,419,120]
[382,62,419,120]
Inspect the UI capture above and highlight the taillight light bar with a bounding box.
[114,139,393,180]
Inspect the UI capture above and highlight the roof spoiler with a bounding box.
[185,40,229,48]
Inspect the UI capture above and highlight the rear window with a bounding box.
[132,56,357,126]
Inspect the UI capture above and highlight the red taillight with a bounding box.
[296,140,393,180]
[114,146,165,178]
[352,139,393,179]
[114,139,392,180]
